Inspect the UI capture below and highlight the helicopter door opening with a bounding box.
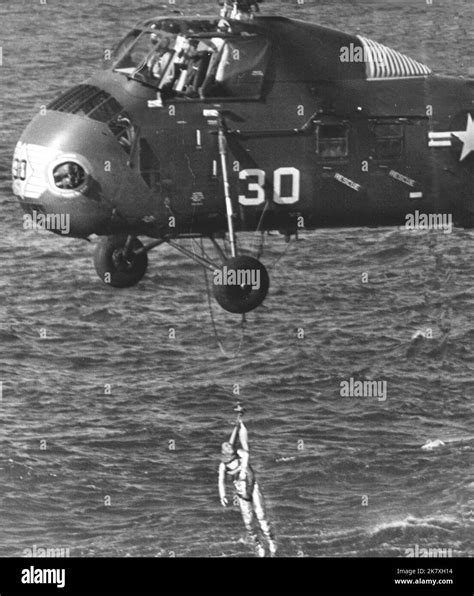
[138,138,161,191]
[368,118,430,222]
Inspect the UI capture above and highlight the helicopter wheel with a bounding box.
[94,235,148,288]
[213,255,269,314]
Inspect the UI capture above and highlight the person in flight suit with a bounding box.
[218,407,277,557]
[219,0,261,20]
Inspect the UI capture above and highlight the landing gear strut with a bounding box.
[92,117,270,313]
[93,232,269,313]
[211,116,270,313]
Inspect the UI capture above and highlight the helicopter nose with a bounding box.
[12,111,114,237]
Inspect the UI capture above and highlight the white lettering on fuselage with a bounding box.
[389,169,416,187]
[334,173,361,192]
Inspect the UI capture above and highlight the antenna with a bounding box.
[219,0,262,20]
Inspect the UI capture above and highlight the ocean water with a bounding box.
[0,0,473,558]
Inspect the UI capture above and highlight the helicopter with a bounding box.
[12,0,474,314]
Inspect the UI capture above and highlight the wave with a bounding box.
[0,330,22,342]
[421,436,474,450]
[368,514,460,536]
[79,308,122,323]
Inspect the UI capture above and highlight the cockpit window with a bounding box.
[111,29,139,69]
[112,30,170,74]
[111,25,271,100]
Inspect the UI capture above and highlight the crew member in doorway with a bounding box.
[219,0,261,19]
[218,407,277,557]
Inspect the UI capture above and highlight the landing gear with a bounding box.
[94,235,148,288]
[92,233,269,313]
[213,255,269,314]
[91,116,271,312]
[211,115,269,313]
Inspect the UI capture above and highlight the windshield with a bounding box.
[111,27,270,100]
[112,30,169,73]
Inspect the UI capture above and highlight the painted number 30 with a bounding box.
[238,167,301,206]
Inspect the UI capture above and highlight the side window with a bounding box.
[139,139,160,190]
[109,114,136,155]
[316,124,349,159]
[201,37,270,100]
[372,123,404,160]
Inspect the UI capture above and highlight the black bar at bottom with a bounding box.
[0,557,471,594]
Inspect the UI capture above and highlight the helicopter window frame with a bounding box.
[111,29,177,79]
[315,123,350,160]
[156,32,270,102]
[371,122,405,161]
[110,29,143,72]
[192,34,271,101]
[110,25,270,102]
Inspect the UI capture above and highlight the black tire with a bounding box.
[94,236,148,288]
[213,256,270,314]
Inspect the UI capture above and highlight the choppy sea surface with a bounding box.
[0,0,473,557]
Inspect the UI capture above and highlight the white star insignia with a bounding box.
[452,113,474,161]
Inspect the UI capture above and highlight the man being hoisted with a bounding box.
[218,405,277,557]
